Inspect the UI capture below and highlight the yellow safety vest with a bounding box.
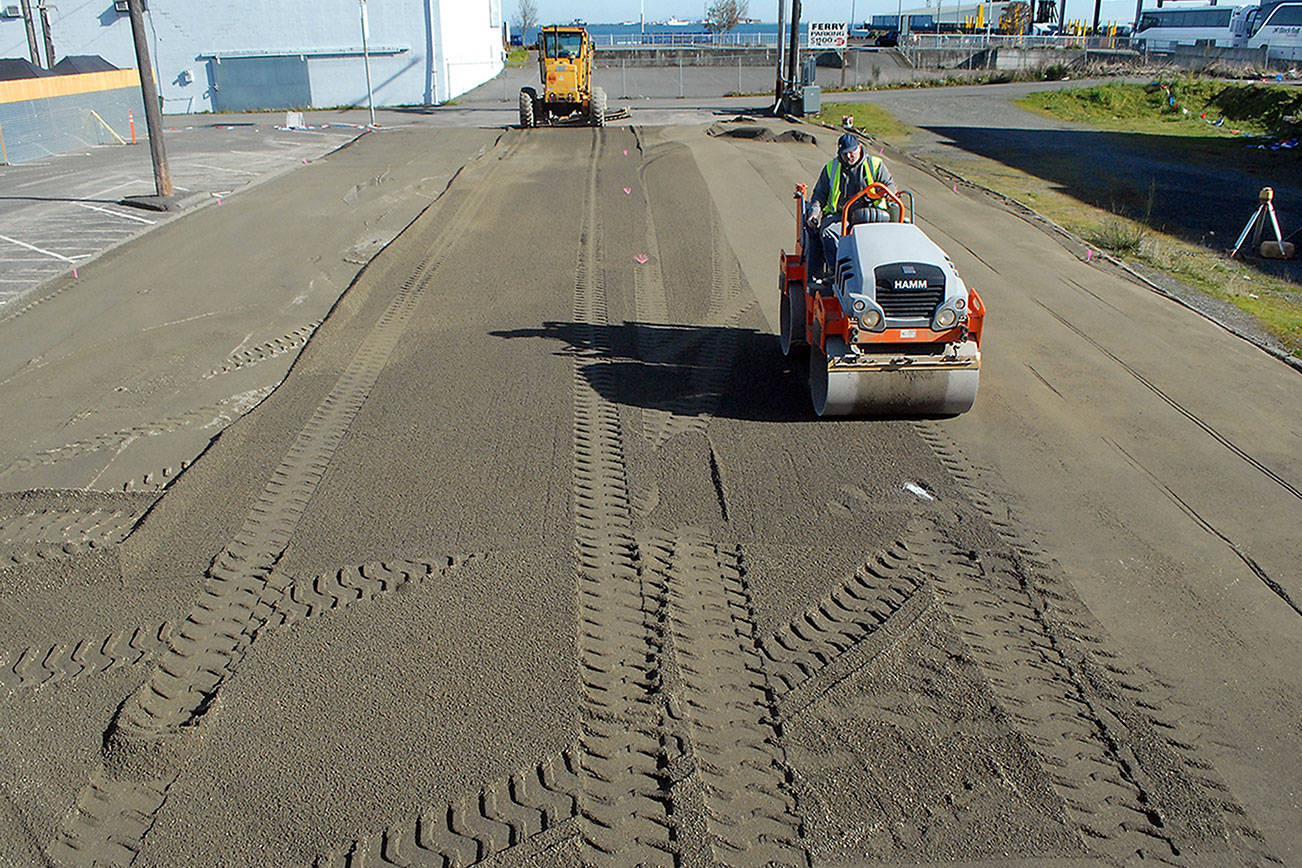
[823,155,886,216]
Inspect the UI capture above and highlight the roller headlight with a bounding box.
[936,308,958,328]
[859,309,881,329]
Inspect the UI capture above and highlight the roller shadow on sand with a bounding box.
[494,320,961,423]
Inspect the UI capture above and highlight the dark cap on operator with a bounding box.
[837,132,861,154]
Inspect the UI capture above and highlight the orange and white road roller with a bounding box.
[779,182,985,417]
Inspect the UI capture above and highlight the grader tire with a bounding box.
[519,87,537,128]
[591,86,607,127]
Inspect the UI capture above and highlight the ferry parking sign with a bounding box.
[809,21,848,49]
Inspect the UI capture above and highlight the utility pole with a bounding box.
[360,0,377,126]
[788,0,802,97]
[19,0,40,66]
[774,0,786,106]
[38,1,55,68]
[126,0,172,198]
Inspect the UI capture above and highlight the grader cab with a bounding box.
[519,26,608,128]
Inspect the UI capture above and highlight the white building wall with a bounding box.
[0,0,502,113]
[432,0,505,102]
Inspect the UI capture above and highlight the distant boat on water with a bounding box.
[666,17,692,26]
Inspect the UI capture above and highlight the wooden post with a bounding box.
[127,0,173,197]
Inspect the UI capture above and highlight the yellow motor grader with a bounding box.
[519,26,609,128]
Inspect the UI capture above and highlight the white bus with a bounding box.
[1245,2,1302,60]
[1133,5,1254,49]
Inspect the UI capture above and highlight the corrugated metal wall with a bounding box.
[0,70,144,165]
[0,1,505,113]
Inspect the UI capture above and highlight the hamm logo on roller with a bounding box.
[893,279,929,290]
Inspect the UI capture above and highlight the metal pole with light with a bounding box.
[788,0,802,93]
[38,1,55,68]
[360,0,377,126]
[19,0,40,66]
[126,0,172,198]
[774,0,786,106]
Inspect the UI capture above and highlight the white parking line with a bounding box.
[73,203,156,225]
[0,235,78,263]
[187,162,258,176]
[86,179,141,199]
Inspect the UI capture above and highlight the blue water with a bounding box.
[520,21,854,46]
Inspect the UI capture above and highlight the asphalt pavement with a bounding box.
[0,117,371,309]
[0,101,1297,867]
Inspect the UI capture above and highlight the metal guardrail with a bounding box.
[595,32,791,47]
[899,33,1134,51]
[894,33,1136,66]
[592,32,1137,53]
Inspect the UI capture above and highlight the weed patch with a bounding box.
[1017,77,1302,137]
[1086,219,1147,253]
[818,102,912,140]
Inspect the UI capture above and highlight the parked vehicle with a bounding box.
[1132,5,1253,50]
[1245,2,1302,60]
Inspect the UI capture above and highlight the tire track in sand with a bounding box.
[204,320,324,380]
[1,557,465,695]
[310,749,583,867]
[912,422,1280,866]
[0,387,273,476]
[0,506,143,565]
[633,138,754,449]
[641,529,806,867]
[569,129,674,867]
[576,130,806,867]
[0,624,172,692]
[47,132,525,868]
[757,523,934,702]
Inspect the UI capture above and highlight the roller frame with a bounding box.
[781,182,986,418]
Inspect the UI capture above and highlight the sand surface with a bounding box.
[0,118,1297,867]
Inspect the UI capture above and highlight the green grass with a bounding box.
[506,48,530,67]
[930,155,1302,358]
[1141,237,1302,351]
[1085,219,1146,255]
[1016,79,1302,138]
[816,84,1302,357]
[1063,213,1302,357]
[817,102,912,141]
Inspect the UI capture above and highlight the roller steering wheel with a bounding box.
[841,182,905,235]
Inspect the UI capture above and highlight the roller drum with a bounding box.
[779,280,807,357]
[810,338,980,418]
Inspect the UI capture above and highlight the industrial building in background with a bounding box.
[0,0,507,113]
